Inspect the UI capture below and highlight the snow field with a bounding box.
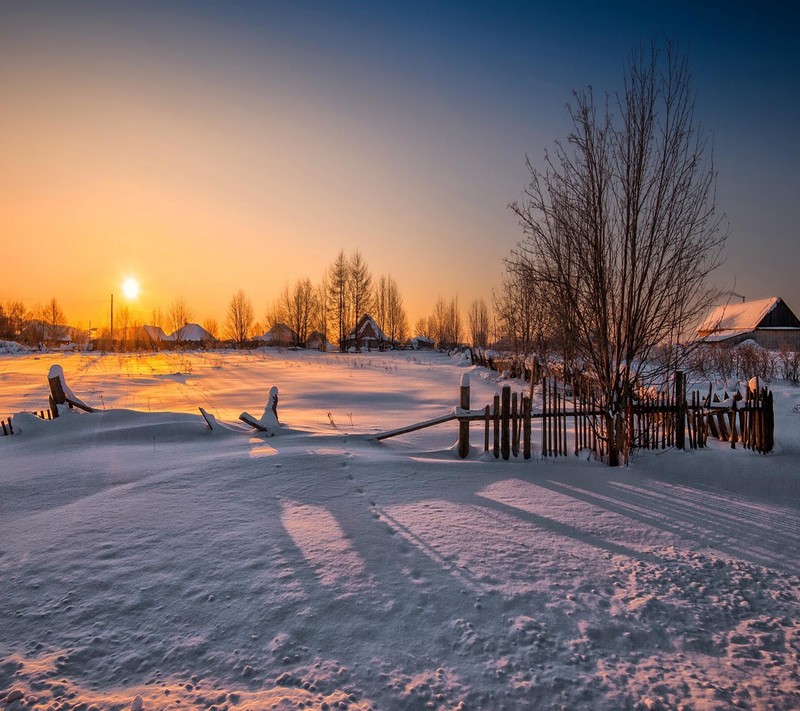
[1,350,799,710]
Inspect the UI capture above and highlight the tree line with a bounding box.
[1,249,497,352]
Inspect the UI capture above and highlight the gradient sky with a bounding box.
[2,1,799,330]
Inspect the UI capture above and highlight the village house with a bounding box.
[697,296,800,349]
[344,314,389,351]
[259,323,298,348]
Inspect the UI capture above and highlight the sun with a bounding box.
[122,277,139,299]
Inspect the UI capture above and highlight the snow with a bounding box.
[698,297,779,334]
[1,350,799,710]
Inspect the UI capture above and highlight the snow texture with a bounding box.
[1,350,799,710]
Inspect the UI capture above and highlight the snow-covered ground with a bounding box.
[1,350,799,710]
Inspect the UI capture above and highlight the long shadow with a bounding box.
[526,473,800,571]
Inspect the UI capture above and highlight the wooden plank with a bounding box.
[239,412,272,432]
[371,412,457,441]
[199,407,215,430]
[65,396,95,413]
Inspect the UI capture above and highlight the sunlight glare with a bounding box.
[122,277,139,300]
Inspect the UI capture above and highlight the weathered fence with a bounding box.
[372,371,774,462]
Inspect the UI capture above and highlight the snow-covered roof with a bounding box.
[141,325,172,341]
[170,323,213,341]
[346,314,388,342]
[261,323,298,343]
[698,297,779,335]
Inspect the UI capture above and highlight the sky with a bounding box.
[2,0,799,331]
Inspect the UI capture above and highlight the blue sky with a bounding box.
[2,1,799,324]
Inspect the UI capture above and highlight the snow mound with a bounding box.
[0,340,28,355]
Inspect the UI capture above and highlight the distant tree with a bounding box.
[327,250,350,350]
[312,277,329,349]
[445,296,462,348]
[115,305,130,350]
[202,317,219,340]
[507,42,725,465]
[413,317,431,339]
[282,278,316,347]
[348,251,373,350]
[468,298,490,349]
[430,297,448,348]
[384,275,408,348]
[0,301,25,340]
[167,298,194,345]
[264,296,287,333]
[226,290,255,347]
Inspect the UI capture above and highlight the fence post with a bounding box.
[511,391,519,457]
[493,393,500,458]
[501,385,511,461]
[675,371,685,450]
[458,373,470,459]
[523,395,531,460]
[484,405,490,453]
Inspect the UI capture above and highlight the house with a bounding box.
[169,323,214,344]
[137,324,172,347]
[410,336,435,350]
[344,314,389,351]
[260,323,298,347]
[306,330,333,351]
[697,297,800,349]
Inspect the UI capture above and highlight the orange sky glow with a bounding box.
[2,2,799,332]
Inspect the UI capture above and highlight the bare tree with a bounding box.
[284,278,316,347]
[115,305,130,350]
[468,298,491,349]
[226,290,254,348]
[430,297,448,348]
[327,250,350,351]
[312,277,329,349]
[508,42,726,465]
[413,317,430,339]
[42,297,68,344]
[202,317,219,340]
[384,275,408,348]
[167,298,194,345]
[348,251,373,350]
[0,301,25,340]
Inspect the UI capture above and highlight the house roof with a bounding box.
[141,325,172,341]
[346,314,388,342]
[698,297,780,335]
[261,323,298,342]
[169,323,213,341]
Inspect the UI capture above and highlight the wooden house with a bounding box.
[697,297,800,349]
[260,323,298,347]
[344,314,389,351]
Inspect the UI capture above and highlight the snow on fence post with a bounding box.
[458,373,470,459]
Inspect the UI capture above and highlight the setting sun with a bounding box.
[122,277,139,300]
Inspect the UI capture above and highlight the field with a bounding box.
[1,350,799,710]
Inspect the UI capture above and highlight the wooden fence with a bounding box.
[373,371,774,462]
[477,373,774,461]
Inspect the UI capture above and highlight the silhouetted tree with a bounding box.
[226,290,255,347]
[508,42,725,465]
[168,298,194,345]
[468,298,490,349]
